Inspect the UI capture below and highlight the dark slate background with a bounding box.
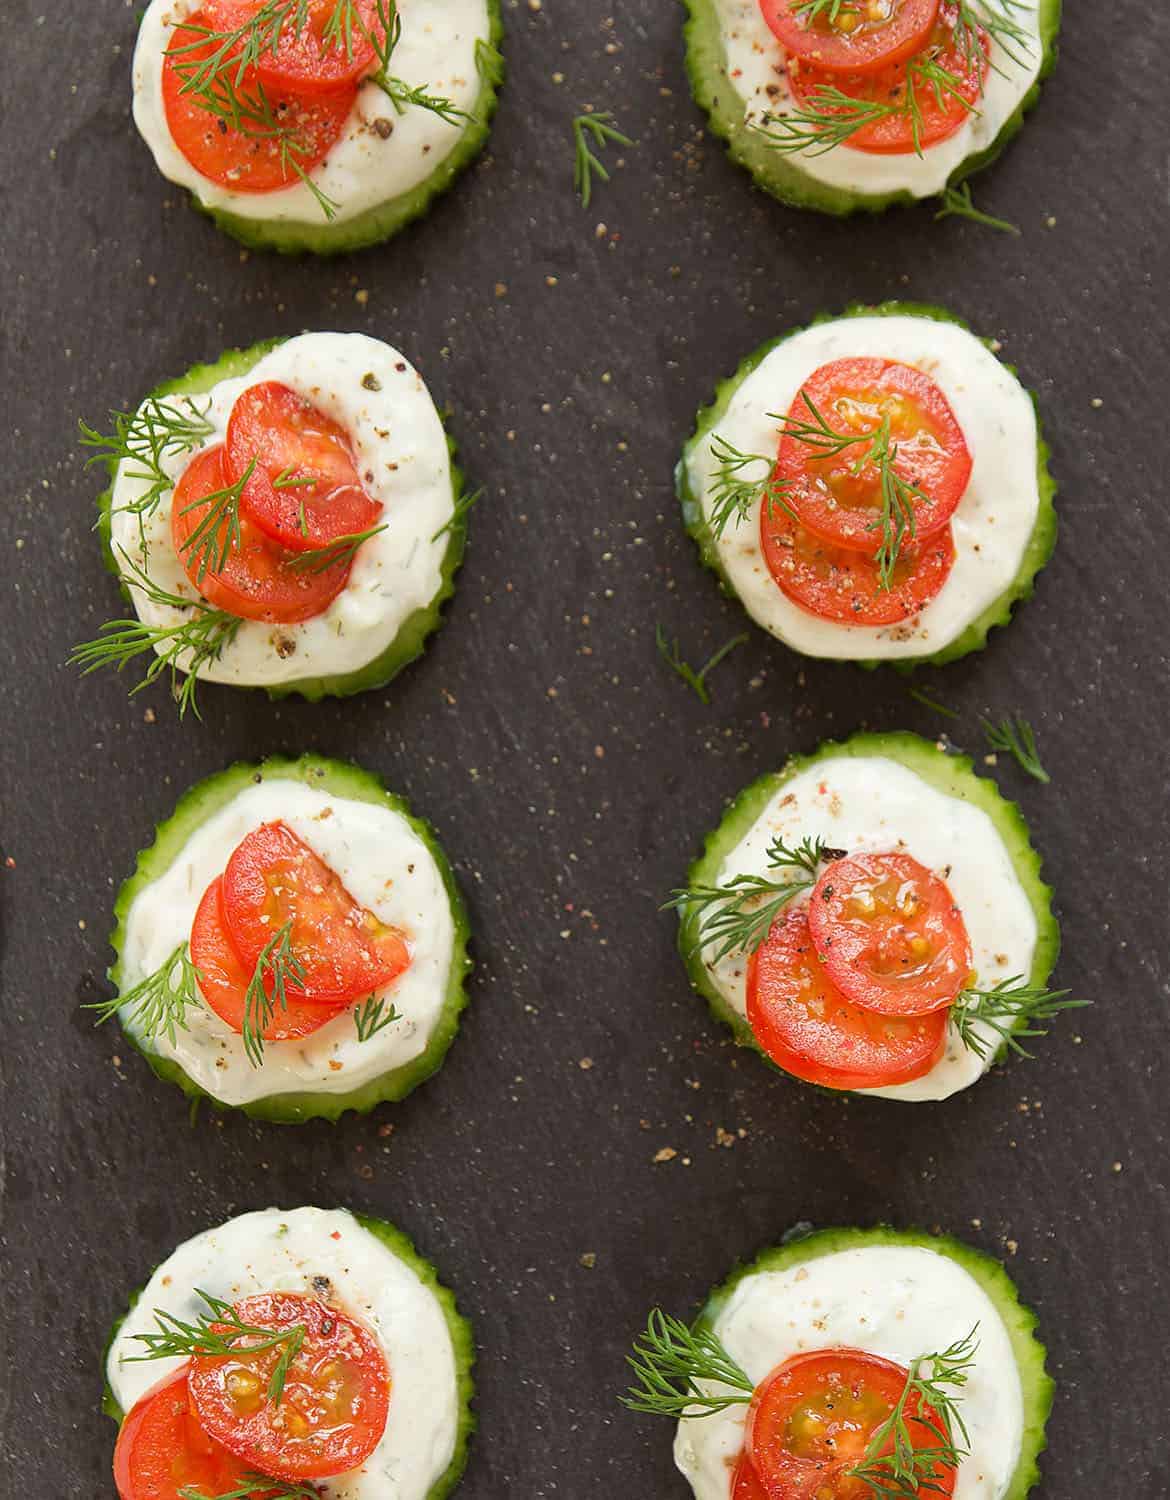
[2,1,1168,1494]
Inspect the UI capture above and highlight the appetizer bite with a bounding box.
[131,0,504,252]
[626,1226,1052,1500]
[683,0,1059,214]
[93,755,471,1123]
[671,732,1076,1101]
[678,304,1056,667]
[106,1206,473,1500]
[77,332,475,714]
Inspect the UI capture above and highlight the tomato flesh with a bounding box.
[787,3,988,155]
[114,1366,268,1500]
[776,358,971,553]
[170,445,351,624]
[188,1292,391,1481]
[221,821,410,1005]
[746,1348,957,1498]
[747,907,947,1090]
[226,381,381,552]
[732,1452,773,1500]
[759,0,940,75]
[809,852,972,1016]
[204,0,386,94]
[163,12,356,192]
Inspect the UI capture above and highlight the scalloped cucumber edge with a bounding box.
[680,0,1062,216]
[101,1210,477,1500]
[93,336,470,703]
[676,300,1058,670]
[693,1225,1052,1500]
[108,754,473,1125]
[677,730,1061,1088]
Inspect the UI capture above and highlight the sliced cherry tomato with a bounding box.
[162,13,357,193]
[776,358,971,553]
[732,1452,773,1500]
[226,381,381,552]
[787,3,988,155]
[188,1292,391,1481]
[189,877,347,1042]
[746,1348,957,1498]
[221,821,410,1005]
[170,445,351,625]
[205,0,386,94]
[759,0,940,75]
[747,907,947,1090]
[760,500,954,626]
[808,851,972,1016]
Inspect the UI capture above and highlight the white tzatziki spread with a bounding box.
[119,776,456,1106]
[108,1206,463,1500]
[674,1243,1025,1500]
[132,0,493,224]
[712,0,1044,199]
[704,753,1037,1100]
[107,332,455,688]
[688,315,1041,661]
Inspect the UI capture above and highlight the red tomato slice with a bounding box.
[747,907,947,1090]
[204,0,386,94]
[170,445,351,625]
[188,1292,391,1481]
[163,12,357,193]
[808,851,972,1016]
[787,3,988,155]
[190,877,347,1042]
[760,500,954,626]
[746,1348,957,1498]
[776,358,971,553]
[732,1453,773,1500]
[759,0,940,75]
[226,381,381,552]
[221,821,410,1006]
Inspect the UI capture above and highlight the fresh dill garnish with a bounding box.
[353,995,401,1042]
[179,1478,320,1500]
[572,111,633,208]
[935,181,1020,234]
[84,944,202,1046]
[287,522,389,574]
[623,1310,755,1419]
[953,977,1084,1060]
[273,465,320,490]
[82,397,216,545]
[70,549,241,720]
[655,625,747,707]
[907,685,960,719]
[955,0,1034,72]
[432,484,484,542]
[706,434,797,539]
[176,458,257,584]
[128,1289,306,1406]
[982,714,1049,782]
[242,921,306,1068]
[791,0,849,22]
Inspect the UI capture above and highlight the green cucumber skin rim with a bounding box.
[680,0,1062,217]
[93,336,470,704]
[162,5,505,256]
[677,730,1061,1094]
[101,1212,477,1500]
[107,754,474,1125]
[693,1225,1052,1500]
[676,300,1058,670]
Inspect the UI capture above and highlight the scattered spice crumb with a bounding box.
[579,1252,597,1270]
[653,1147,677,1164]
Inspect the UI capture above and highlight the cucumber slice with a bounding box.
[107,754,473,1124]
[94,337,469,703]
[677,731,1060,1089]
[101,1210,476,1500]
[677,302,1057,669]
[682,0,1061,216]
[694,1225,1052,1500]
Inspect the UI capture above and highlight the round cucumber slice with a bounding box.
[101,1210,476,1500]
[107,754,473,1124]
[677,731,1060,1089]
[694,1225,1052,1500]
[681,0,1061,216]
[94,337,469,703]
[677,301,1057,669]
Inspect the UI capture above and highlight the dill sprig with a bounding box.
[655,625,747,706]
[906,685,959,719]
[953,977,1084,1060]
[706,434,797,539]
[792,0,850,22]
[84,944,202,1046]
[432,484,484,542]
[572,111,632,208]
[128,1290,306,1406]
[623,1310,755,1419]
[287,521,388,574]
[82,397,216,545]
[956,0,1034,72]
[353,995,401,1042]
[982,714,1048,782]
[179,1478,320,1500]
[70,549,241,720]
[935,182,1020,235]
[176,458,257,584]
[242,922,306,1068]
